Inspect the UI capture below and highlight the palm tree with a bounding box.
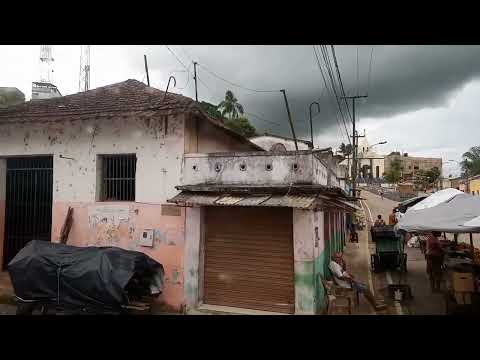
[461,146,480,177]
[217,90,244,119]
[338,142,353,180]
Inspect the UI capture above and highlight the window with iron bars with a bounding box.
[99,154,136,201]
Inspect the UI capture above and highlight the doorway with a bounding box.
[3,156,53,269]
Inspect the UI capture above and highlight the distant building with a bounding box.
[469,175,480,195]
[31,82,62,100]
[356,136,386,179]
[249,133,313,151]
[0,87,25,107]
[384,152,442,181]
[438,177,452,190]
[339,131,386,182]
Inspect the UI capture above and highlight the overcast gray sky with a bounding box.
[1,45,479,176]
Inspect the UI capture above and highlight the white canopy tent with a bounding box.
[397,193,480,258]
[397,193,480,233]
[406,188,464,213]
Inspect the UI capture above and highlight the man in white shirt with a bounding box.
[329,252,386,311]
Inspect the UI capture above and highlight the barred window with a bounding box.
[100,154,136,201]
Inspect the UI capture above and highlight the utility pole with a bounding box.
[341,95,368,198]
[144,55,150,86]
[309,102,320,149]
[193,61,198,102]
[280,89,298,150]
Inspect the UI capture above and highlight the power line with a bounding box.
[314,45,349,143]
[367,46,374,96]
[164,45,189,71]
[356,47,359,96]
[244,111,281,127]
[318,45,352,144]
[313,45,351,146]
[330,45,353,124]
[164,45,193,91]
[198,64,280,93]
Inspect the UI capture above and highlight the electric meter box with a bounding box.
[139,229,154,247]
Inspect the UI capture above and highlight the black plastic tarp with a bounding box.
[8,240,164,310]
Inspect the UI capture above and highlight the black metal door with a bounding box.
[3,157,53,268]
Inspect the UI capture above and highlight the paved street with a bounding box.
[359,189,446,315]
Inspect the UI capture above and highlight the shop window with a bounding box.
[98,154,137,201]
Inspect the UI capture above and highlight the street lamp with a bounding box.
[366,141,387,152]
[447,159,469,193]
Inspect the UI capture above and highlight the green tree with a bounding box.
[218,90,244,119]
[414,167,441,190]
[338,142,353,156]
[224,116,257,138]
[199,101,223,120]
[461,146,480,177]
[426,167,441,184]
[384,158,402,184]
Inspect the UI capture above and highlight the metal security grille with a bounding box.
[204,207,295,314]
[3,156,53,269]
[101,154,136,201]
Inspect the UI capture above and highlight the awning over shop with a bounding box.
[168,183,359,211]
[168,192,318,209]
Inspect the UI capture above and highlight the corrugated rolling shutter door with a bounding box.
[204,206,294,314]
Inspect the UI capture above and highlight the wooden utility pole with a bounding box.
[280,89,298,150]
[193,61,198,102]
[144,55,150,86]
[341,95,367,198]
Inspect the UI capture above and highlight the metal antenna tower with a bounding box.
[78,45,91,92]
[39,45,54,83]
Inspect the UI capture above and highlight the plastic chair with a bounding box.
[321,277,353,315]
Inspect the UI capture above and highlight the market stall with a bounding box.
[397,193,480,314]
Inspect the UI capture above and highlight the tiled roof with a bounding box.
[0,79,199,122]
[0,79,263,150]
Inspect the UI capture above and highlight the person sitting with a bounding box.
[374,215,386,227]
[329,252,387,311]
[407,232,420,248]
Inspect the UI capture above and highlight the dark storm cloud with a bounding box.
[123,45,480,142]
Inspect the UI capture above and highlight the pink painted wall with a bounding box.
[52,201,185,311]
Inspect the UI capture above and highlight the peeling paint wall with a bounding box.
[0,112,259,310]
[184,152,329,186]
[293,209,316,314]
[0,114,187,310]
[183,206,202,310]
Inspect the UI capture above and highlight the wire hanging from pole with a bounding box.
[367,46,374,97]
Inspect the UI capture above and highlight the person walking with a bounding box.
[425,231,445,292]
[388,209,398,225]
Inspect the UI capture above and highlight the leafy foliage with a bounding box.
[200,101,223,120]
[384,158,402,184]
[224,117,257,138]
[461,146,480,177]
[218,90,244,119]
[338,142,353,156]
[414,168,439,189]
